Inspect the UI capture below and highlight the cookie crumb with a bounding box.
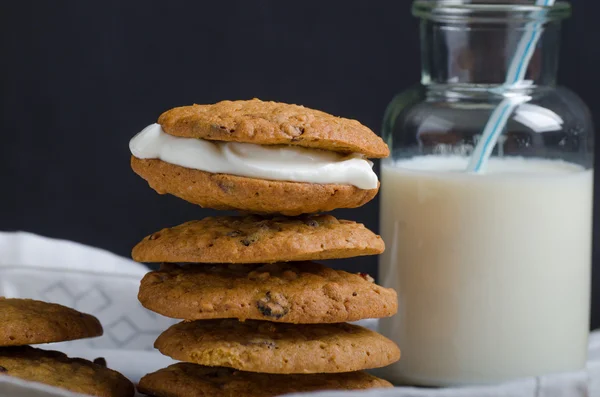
[358,273,375,283]
[149,233,161,240]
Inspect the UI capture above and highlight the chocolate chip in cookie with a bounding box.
[256,292,290,319]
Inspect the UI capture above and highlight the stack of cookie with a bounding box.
[0,297,134,397]
[129,99,400,397]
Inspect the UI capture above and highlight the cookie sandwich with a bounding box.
[129,99,389,215]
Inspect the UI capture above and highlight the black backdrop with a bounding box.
[1,1,599,328]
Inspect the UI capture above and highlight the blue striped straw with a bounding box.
[466,0,555,173]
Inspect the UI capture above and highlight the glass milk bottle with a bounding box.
[378,0,594,386]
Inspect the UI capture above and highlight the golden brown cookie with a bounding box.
[131,157,379,215]
[0,298,103,346]
[155,320,400,374]
[132,214,384,264]
[138,363,393,397]
[0,346,134,397]
[157,99,389,158]
[138,262,397,324]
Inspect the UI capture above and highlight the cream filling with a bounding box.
[129,123,378,189]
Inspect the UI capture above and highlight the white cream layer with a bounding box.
[129,123,378,189]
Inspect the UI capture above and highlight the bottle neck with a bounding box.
[420,19,561,87]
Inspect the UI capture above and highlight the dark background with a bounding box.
[1,1,599,328]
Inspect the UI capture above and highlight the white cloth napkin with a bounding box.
[0,231,598,397]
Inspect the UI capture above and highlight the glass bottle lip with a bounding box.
[413,1,571,23]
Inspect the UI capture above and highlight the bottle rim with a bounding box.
[413,1,571,23]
